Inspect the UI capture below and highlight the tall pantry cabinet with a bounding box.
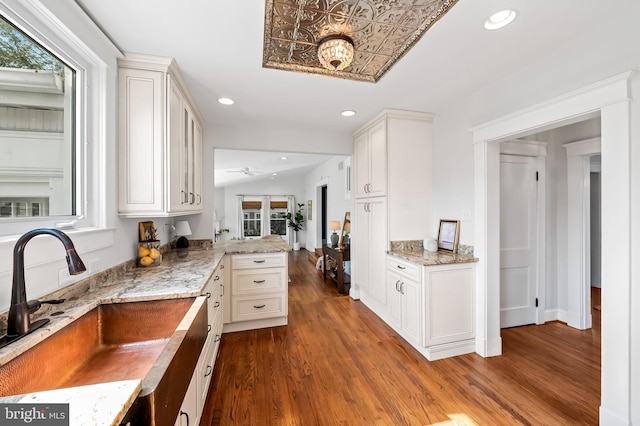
[352,109,434,310]
[118,53,204,217]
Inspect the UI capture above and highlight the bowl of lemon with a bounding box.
[138,241,162,267]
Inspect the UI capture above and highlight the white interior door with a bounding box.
[500,154,538,328]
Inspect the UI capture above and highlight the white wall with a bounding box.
[432,4,640,423]
[303,156,353,251]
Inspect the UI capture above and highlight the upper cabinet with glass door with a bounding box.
[0,15,78,222]
[118,52,203,217]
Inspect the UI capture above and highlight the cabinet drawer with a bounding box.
[387,256,421,281]
[231,295,286,322]
[231,253,286,270]
[232,269,285,295]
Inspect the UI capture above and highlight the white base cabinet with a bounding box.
[223,252,288,333]
[175,259,225,426]
[385,255,475,361]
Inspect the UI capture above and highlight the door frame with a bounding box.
[314,178,329,250]
[499,140,547,326]
[564,137,601,330]
[471,70,633,425]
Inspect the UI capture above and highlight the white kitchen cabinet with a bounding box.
[385,254,476,361]
[174,261,225,426]
[387,268,421,346]
[223,252,288,332]
[354,197,387,307]
[175,371,197,426]
[352,109,434,307]
[353,109,434,238]
[423,263,475,349]
[354,119,387,198]
[118,52,203,217]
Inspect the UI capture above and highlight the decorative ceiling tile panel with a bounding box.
[263,0,459,82]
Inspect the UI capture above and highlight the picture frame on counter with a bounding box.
[437,219,460,253]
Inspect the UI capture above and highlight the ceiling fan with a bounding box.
[227,167,264,176]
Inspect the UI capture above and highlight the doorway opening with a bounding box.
[472,71,632,424]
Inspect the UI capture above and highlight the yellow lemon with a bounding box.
[149,248,161,259]
[138,246,150,257]
[139,256,154,266]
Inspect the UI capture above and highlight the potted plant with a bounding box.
[286,202,305,250]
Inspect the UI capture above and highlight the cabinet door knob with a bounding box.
[214,275,220,281]
[204,365,213,377]
[214,334,221,342]
[207,324,212,332]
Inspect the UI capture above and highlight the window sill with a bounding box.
[0,227,115,274]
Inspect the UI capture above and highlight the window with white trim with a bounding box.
[0,4,102,237]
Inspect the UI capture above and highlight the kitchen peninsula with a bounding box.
[0,237,290,426]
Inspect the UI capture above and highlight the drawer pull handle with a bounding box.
[207,324,212,332]
[214,334,221,342]
[204,365,212,377]
[253,304,266,309]
[253,279,266,283]
[253,259,266,263]
[179,410,190,426]
[214,301,220,308]
[214,275,220,281]
[397,265,406,270]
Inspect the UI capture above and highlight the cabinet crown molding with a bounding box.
[352,109,435,138]
[118,52,204,124]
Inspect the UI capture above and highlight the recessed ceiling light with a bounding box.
[280,156,288,160]
[341,110,356,117]
[217,97,235,105]
[483,9,517,30]
[272,173,278,176]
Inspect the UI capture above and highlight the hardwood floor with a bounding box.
[201,251,601,425]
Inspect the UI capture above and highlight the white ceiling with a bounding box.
[214,149,334,187]
[75,0,606,182]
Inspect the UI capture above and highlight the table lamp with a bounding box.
[329,220,341,248]
[175,220,192,248]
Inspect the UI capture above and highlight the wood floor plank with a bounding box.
[201,251,601,425]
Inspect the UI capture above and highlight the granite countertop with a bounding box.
[214,238,292,254]
[388,249,478,266]
[0,238,290,425]
[2,380,142,426]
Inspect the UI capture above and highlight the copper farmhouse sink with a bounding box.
[0,297,208,425]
